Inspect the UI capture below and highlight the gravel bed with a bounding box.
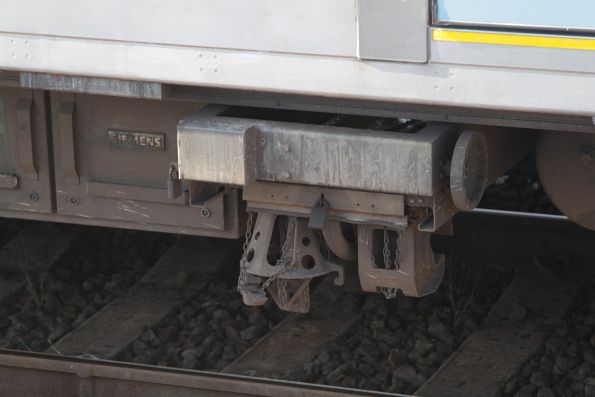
[0,218,19,243]
[480,154,559,214]
[0,228,173,352]
[502,280,595,397]
[290,262,512,394]
[0,219,21,280]
[118,281,285,371]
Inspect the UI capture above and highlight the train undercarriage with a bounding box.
[0,78,591,312]
[1,0,595,311]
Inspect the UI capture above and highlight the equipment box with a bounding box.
[0,87,52,213]
[50,92,240,237]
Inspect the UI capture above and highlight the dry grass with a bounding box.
[441,260,483,328]
[17,229,41,307]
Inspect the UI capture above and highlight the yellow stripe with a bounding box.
[432,29,595,51]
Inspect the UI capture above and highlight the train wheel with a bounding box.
[536,131,595,230]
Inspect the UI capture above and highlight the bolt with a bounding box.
[28,192,38,201]
[281,171,291,179]
[200,208,211,218]
[260,138,266,146]
[579,146,595,166]
[282,144,291,153]
[69,195,79,205]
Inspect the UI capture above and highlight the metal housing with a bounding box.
[178,115,459,197]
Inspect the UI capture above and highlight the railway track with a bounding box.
[0,350,404,397]
[0,210,593,397]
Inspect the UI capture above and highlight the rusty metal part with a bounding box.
[537,131,595,231]
[322,221,357,261]
[358,218,445,297]
[450,130,489,211]
[413,188,459,233]
[267,278,313,313]
[0,350,398,397]
[244,181,407,229]
[245,213,344,282]
[240,212,344,313]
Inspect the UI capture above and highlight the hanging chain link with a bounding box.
[393,229,401,271]
[367,227,400,300]
[382,229,391,268]
[380,228,400,300]
[260,216,297,290]
[237,214,299,307]
[236,211,255,293]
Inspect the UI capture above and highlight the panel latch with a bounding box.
[0,174,19,190]
[308,195,329,230]
[167,163,182,200]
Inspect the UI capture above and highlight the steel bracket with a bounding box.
[245,212,344,281]
[244,181,407,229]
[308,196,329,230]
[241,212,344,313]
[357,219,445,297]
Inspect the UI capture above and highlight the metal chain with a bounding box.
[369,227,399,300]
[236,212,255,293]
[393,230,401,271]
[382,229,391,268]
[260,216,298,301]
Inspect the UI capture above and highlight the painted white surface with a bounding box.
[0,0,357,56]
[2,32,595,116]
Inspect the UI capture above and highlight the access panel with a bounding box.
[50,92,240,238]
[0,88,52,213]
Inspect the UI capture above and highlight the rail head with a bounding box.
[0,350,408,397]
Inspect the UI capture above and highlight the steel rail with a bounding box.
[431,208,595,270]
[470,208,570,223]
[0,350,408,397]
[0,211,587,397]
